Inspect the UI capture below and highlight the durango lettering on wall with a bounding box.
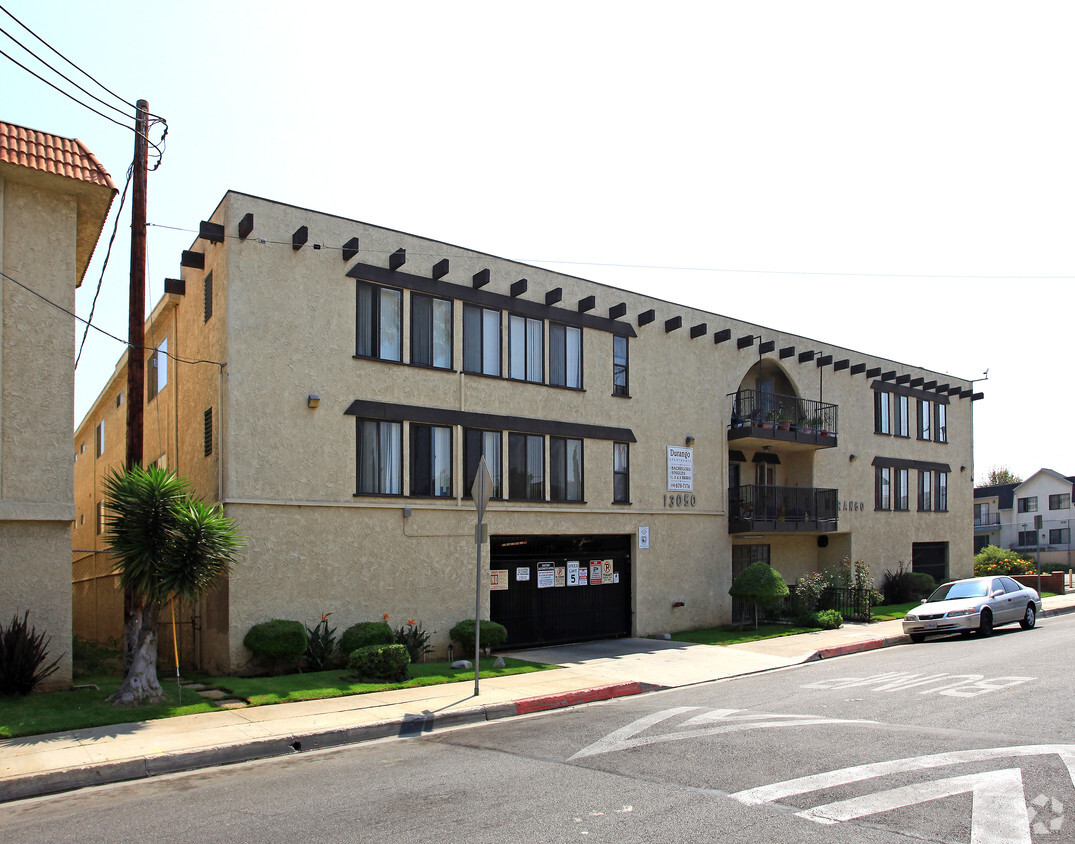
[667,446,693,492]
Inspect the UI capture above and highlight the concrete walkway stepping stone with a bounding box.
[197,689,230,700]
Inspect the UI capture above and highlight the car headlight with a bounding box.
[945,608,980,618]
[904,614,917,622]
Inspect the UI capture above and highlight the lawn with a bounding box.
[0,644,556,740]
[669,623,822,646]
[869,601,919,622]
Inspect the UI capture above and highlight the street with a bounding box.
[2,614,1073,843]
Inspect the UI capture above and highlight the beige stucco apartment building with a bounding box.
[1,121,115,688]
[74,191,978,673]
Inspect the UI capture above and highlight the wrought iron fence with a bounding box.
[742,584,872,624]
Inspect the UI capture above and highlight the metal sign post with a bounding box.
[471,457,492,696]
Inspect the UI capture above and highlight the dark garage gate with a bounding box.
[490,534,632,649]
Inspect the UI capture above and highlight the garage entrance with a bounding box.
[912,541,949,584]
[489,534,632,649]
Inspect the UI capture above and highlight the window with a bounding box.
[613,335,629,397]
[357,419,402,494]
[894,468,909,510]
[1017,530,1037,547]
[147,338,167,401]
[935,471,948,512]
[508,314,543,382]
[1017,496,1038,513]
[204,271,213,322]
[116,391,123,408]
[464,429,502,499]
[875,466,891,510]
[95,421,104,457]
[356,282,402,361]
[1049,493,1070,510]
[918,470,932,511]
[874,391,890,434]
[1050,528,1070,545]
[974,502,993,525]
[935,403,947,443]
[410,424,452,497]
[613,442,630,503]
[203,407,213,457]
[462,304,500,376]
[411,294,452,369]
[96,501,105,535]
[894,395,909,437]
[917,399,931,440]
[550,437,583,501]
[508,433,544,500]
[549,323,582,388]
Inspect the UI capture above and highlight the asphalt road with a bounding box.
[2,614,1073,843]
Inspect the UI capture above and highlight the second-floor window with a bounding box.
[894,468,909,510]
[464,429,502,499]
[1017,496,1037,513]
[894,395,909,437]
[875,466,891,510]
[935,402,947,443]
[935,471,948,511]
[356,282,402,361]
[1049,493,1070,510]
[411,294,452,369]
[918,470,932,511]
[613,442,630,503]
[917,399,931,440]
[550,436,583,501]
[357,419,402,494]
[410,424,452,497]
[508,433,544,500]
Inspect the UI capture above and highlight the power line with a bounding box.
[1,268,225,370]
[145,222,1074,281]
[76,163,133,368]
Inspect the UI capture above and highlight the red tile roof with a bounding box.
[0,120,116,189]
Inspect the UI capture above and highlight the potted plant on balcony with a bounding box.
[802,415,823,435]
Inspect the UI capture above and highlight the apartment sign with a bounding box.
[668,446,694,491]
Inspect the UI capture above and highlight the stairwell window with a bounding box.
[203,408,213,457]
[356,281,402,362]
[147,338,168,401]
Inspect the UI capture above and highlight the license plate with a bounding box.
[923,620,937,630]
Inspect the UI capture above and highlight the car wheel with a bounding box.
[1020,604,1036,630]
[909,633,925,643]
[978,608,993,637]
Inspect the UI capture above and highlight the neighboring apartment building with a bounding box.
[74,191,978,673]
[1,120,115,688]
[974,469,1075,569]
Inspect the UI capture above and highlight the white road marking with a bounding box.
[801,672,1036,697]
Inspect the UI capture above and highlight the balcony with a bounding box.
[974,514,1001,528]
[728,390,838,451]
[729,484,839,534]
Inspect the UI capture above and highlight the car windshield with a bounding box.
[928,581,990,601]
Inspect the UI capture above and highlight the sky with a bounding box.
[1,1,1071,485]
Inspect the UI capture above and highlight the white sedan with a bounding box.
[902,575,1041,643]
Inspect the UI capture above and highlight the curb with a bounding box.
[814,635,910,660]
[0,681,657,804]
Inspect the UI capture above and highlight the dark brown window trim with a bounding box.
[870,380,950,405]
[352,492,405,499]
[353,354,408,367]
[347,262,636,338]
[345,399,636,443]
[611,392,632,399]
[871,456,952,473]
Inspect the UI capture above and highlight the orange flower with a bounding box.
[383,613,389,621]
[408,619,416,626]
[321,612,333,622]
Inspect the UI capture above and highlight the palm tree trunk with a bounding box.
[109,601,165,705]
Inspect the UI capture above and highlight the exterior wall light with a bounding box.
[849,454,857,462]
[672,601,685,608]
[307,394,320,409]
[685,435,696,447]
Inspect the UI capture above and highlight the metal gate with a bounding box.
[490,534,631,648]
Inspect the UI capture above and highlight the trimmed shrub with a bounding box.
[908,572,937,599]
[339,621,394,655]
[348,643,410,683]
[816,609,843,630]
[449,619,508,655]
[0,612,62,696]
[729,561,789,628]
[795,610,820,628]
[243,619,306,673]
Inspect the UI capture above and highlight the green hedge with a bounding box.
[348,643,410,682]
[449,619,507,654]
[243,619,306,662]
[339,621,394,654]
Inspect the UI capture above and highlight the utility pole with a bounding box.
[122,99,149,671]
[125,99,148,470]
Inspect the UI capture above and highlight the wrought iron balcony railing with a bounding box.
[728,484,839,533]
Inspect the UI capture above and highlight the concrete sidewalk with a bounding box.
[4,593,1074,804]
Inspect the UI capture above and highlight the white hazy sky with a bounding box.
[2,1,1071,484]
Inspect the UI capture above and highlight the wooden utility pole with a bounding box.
[125,99,149,470]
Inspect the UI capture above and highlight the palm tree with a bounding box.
[103,465,242,705]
